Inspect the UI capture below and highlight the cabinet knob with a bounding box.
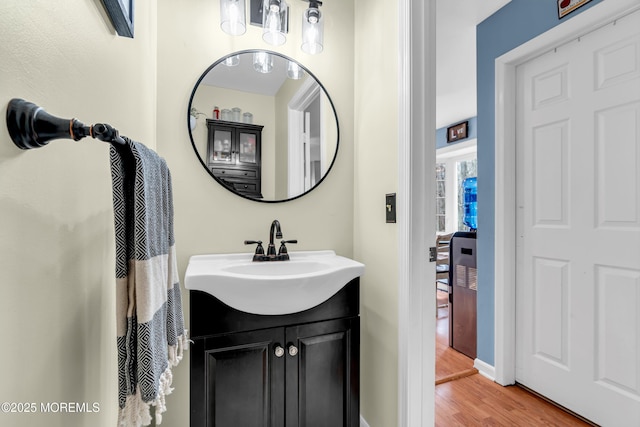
[274,345,285,358]
[288,345,298,357]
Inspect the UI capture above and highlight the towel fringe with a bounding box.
[169,331,190,367]
[118,387,152,427]
[153,366,174,425]
[117,366,174,426]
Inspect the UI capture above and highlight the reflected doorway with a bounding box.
[288,79,326,198]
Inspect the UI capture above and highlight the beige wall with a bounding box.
[354,0,400,425]
[0,2,157,427]
[156,0,355,425]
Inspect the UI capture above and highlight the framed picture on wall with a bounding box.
[447,121,469,143]
[102,0,134,38]
[557,0,592,19]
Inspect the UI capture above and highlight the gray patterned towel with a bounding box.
[110,138,188,426]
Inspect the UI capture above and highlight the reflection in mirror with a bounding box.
[188,50,339,202]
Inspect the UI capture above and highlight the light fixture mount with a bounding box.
[306,8,320,23]
[305,0,323,21]
[249,0,288,31]
[268,0,281,12]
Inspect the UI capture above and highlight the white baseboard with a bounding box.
[474,358,496,381]
[360,415,370,427]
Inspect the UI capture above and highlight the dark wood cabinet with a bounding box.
[285,318,358,427]
[206,119,263,198]
[195,328,283,426]
[190,279,360,427]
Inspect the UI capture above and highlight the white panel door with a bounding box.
[516,10,640,426]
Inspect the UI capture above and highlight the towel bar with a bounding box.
[6,98,127,150]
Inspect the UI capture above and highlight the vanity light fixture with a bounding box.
[222,0,325,54]
[253,51,274,73]
[262,0,288,46]
[220,0,247,36]
[190,108,207,131]
[223,54,240,66]
[287,61,305,79]
[301,0,323,54]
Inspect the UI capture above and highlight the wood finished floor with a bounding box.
[435,291,591,426]
[435,291,476,383]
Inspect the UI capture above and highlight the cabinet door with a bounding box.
[192,328,285,427]
[208,127,234,164]
[237,129,260,167]
[285,317,360,427]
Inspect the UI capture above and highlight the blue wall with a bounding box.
[436,116,477,149]
[475,0,604,365]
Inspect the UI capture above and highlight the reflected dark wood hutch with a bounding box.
[206,119,263,198]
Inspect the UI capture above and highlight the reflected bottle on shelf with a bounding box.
[232,107,241,122]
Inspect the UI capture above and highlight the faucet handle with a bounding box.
[278,239,297,255]
[244,240,264,255]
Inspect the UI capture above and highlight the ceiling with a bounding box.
[201,52,291,97]
[436,0,511,128]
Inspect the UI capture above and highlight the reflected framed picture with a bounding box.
[557,0,592,19]
[102,0,134,38]
[447,121,468,143]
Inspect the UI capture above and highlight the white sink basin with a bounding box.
[184,250,365,315]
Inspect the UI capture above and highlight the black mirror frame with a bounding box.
[187,49,340,203]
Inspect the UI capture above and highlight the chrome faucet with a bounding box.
[245,219,297,261]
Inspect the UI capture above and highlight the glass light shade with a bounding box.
[301,7,323,54]
[223,54,240,66]
[253,51,274,73]
[220,0,246,36]
[287,61,304,79]
[262,0,287,46]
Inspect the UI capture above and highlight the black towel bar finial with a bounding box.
[6,98,127,150]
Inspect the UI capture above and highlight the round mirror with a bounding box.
[188,50,339,202]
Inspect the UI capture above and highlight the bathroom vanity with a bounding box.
[189,278,360,426]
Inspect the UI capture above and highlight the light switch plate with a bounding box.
[386,193,396,223]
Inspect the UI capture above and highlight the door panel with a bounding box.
[285,318,359,427]
[595,265,640,395]
[596,102,640,227]
[516,9,640,426]
[201,328,285,427]
[532,257,569,367]
[532,120,568,226]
